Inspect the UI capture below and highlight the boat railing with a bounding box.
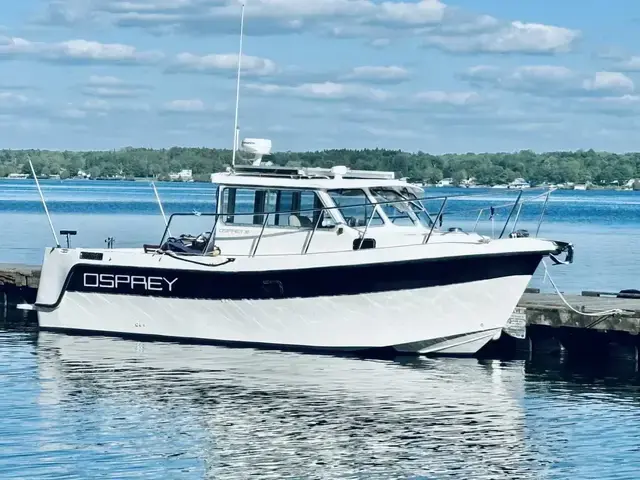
[156,187,556,258]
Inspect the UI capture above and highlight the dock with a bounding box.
[1,263,639,360]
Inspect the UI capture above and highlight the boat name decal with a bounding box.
[83,273,178,292]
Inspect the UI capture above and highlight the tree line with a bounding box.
[0,147,639,188]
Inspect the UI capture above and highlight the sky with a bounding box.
[1,0,640,154]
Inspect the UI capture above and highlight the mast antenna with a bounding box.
[28,156,60,248]
[231,1,245,170]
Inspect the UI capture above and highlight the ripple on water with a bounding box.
[0,329,640,478]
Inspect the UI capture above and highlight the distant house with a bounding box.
[7,173,28,179]
[436,178,453,187]
[508,178,530,189]
[169,169,193,182]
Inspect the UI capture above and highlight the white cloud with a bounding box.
[0,91,31,107]
[36,0,577,59]
[246,81,392,102]
[369,38,391,48]
[97,0,447,32]
[82,75,152,98]
[582,72,634,95]
[361,125,421,138]
[0,36,163,65]
[414,90,481,106]
[425,21,579,54]
[167,52,278,77]
[0,91,43,113]
[161,99,207,113]
[461,65,634,97]
[574,95,640,116]
[613,56,640,72]
[341,65,410,84]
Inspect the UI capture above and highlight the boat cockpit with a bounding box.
[155,164,446,257]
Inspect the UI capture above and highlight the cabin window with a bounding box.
[327,189,384,227]
[221,187,330,228]
[370,187,420,226]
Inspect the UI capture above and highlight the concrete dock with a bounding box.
[1,263,639,359]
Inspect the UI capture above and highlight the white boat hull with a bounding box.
[37,274,529,355]
[25,236,569,356]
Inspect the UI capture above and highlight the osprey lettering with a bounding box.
[83,273,178,292]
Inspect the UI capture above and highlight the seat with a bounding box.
[288,214,313,227]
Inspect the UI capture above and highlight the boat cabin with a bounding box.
[202,164,435,256]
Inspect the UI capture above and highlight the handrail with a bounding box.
[499,190,523,238]
[156,187,556,257]
[424,198,447,245]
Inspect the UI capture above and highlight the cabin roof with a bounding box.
[210,165,422,193]
[211,172,420,192]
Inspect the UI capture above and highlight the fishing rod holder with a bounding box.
[59,230,77,248]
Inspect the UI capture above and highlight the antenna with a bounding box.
[151,181,172,238]
[231,1,245,170]
[28,156,60,248]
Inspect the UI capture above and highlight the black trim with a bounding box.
[38,251,545,308]
[80,252,104,261]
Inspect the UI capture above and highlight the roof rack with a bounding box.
[231,164,395,180]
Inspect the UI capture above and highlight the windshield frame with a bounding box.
[369,187,434,228]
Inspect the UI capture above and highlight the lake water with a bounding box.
[1,179,640,478]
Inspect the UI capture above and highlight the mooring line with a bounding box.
[541,260,629,318]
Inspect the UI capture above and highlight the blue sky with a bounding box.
[1,0,640,153]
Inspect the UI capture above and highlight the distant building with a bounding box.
[7,173,28,179]
[169,169,193,182]
[508,178,530,189]
[436,178,453,187]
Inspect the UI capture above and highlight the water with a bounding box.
[0,178,638,292]
[2,310,640,479]
[1,179,640,478]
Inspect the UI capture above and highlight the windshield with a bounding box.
[370,187,433,228]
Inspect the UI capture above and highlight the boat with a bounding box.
[17,3,574,356]
[18,147,573,355]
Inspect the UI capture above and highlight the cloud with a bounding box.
[0,36,163,65]
[36,0,577,58]
[161,99,207,113]
[40,0,447,35]
[0,91,32,109]
[360,125,421,139]
[159,98,227,115]
[573,95,640,117]
[369,38,391,49]
[460,65,634,97]
[424,21,579,54]
[245,81,392,102]
[340,65,410,84]
[166,52,278,77]
[414,90,482,106]
[612,56,640,72]
[81,75,153,98]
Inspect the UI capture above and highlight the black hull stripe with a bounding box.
[43,251,546,304]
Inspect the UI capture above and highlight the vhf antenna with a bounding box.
[231,1,245,170]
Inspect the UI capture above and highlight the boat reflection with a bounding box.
[34,331,541,479]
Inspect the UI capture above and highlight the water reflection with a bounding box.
[21,332,533,479]
[3,308,640,479]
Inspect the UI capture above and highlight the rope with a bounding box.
[156,250,236,268]
[541,260,627,317]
